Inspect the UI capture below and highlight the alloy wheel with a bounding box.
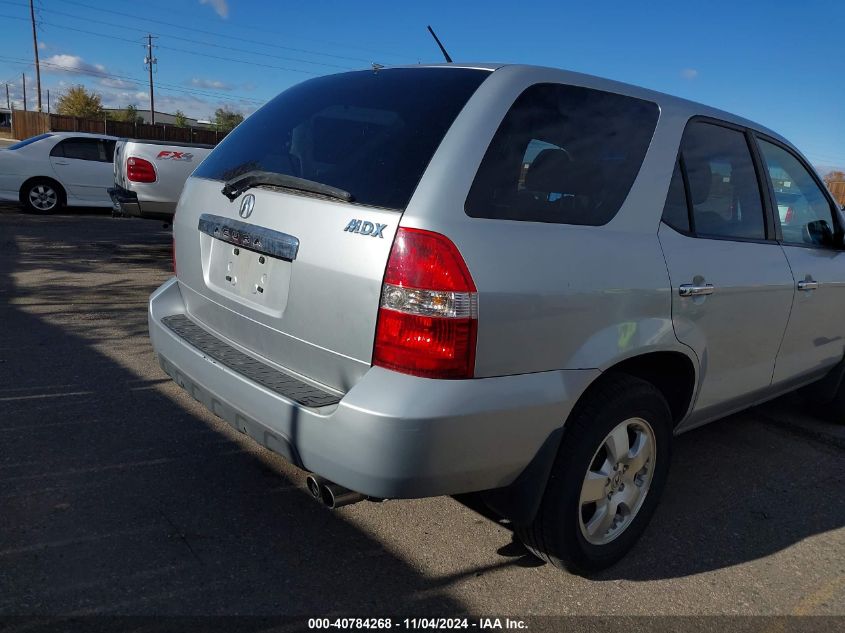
[578,417,656,545]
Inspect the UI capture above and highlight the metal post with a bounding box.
[21,73,26,111]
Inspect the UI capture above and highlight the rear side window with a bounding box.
[465,83,659,225]
[193,68,489,210]
[51,138,103,161]
[661,121,767,241]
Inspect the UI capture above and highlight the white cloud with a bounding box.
[99,77,136,89]
[680,68,699,80]
[43,54,107,78]
[199,0,229,18]
[189,77,233,91]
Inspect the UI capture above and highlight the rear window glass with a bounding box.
[194,68,489,210]
[465,83,659,225]
[6,133,53,150]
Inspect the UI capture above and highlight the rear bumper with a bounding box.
[149,277,598,499]
[109,185,174,221]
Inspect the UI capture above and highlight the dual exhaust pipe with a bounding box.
[306,474,366,509]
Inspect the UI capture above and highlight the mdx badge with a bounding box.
[344,219,387,238]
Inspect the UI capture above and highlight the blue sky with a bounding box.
[1,0,844,170]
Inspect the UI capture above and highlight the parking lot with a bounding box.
[1,206,843,618]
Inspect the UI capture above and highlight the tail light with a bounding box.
[784,207,794,224]
[126,156,156,183]
[373,227,477,379]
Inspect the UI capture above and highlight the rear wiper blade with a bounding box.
[221,170,354,203]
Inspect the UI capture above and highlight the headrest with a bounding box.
[525,149,603,196]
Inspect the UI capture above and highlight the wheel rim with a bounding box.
[578,417,656,545]
[28,184,58,211]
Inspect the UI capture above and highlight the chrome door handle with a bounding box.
[797,280,819,291]
[679,283,714,297]
[53,160,69,165]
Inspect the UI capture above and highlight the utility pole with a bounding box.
[47,89,50,114]
[22,73,27,111]
[29,0,41,111]
[144,34,157,125]
[5,84,9,110]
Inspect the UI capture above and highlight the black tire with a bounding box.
[517,373,672,575]
[20,178,64,214]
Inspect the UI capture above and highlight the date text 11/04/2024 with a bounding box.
[307,618,528,630]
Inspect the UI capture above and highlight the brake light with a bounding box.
[126,156,156,183]
[785,207,794,223]
[373,227,477,379]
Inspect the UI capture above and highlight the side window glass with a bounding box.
[465,83,659,226]
[56,139,101,161]
[49,142,64,158]
[102,140,116,163]
[681,122,766,240]
[661,160,690,233]
[757,139,836,247]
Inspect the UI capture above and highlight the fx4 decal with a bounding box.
[156,151,194,161]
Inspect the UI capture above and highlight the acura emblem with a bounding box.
[239,194,255,219]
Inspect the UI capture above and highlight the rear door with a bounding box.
[49,137,113,203]
[172,68,490,392]
[658,120,795,420]
[755,137,845,383]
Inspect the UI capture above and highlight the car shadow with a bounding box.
[0,215,472,616]
[457,393,845,581]
[1,211,843,609]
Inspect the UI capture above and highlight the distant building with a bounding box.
[102,108,214,129]
[0,107,11,128]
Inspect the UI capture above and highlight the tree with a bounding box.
[174,110,188,128]
[109,104,142,124]
[824,170,845,184]
[214,107,244,132]
[56,85,104,118]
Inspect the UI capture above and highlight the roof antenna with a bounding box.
[427,25,453,63]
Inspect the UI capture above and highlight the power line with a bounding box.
[38,7,355,71]
[45,0,388,65]
[0,55,266,106]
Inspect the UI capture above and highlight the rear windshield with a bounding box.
[6,133,53,150]
[194,68,490,210]
[465,84,659,225]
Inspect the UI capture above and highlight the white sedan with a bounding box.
[0,132,118,213]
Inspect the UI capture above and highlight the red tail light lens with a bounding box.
[785,207,794,224]
[374,228,477,379]
[127,157,156,183]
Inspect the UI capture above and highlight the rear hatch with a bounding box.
[172,67,489,393]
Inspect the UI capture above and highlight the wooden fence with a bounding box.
[11,110,226,145]
[827,181,845,207]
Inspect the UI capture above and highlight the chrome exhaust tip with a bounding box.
[305,474,365,509]
[305,474,326,501]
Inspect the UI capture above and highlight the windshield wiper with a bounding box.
[221,170,354,203]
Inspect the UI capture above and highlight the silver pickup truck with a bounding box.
[109,139,213,221]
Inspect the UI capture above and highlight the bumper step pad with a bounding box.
[161,314,341,408]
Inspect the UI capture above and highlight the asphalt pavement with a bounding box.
[1,207,843,619]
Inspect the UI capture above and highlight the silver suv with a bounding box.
[149,64,845,573]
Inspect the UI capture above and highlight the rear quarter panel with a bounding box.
[401,65,696,377]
